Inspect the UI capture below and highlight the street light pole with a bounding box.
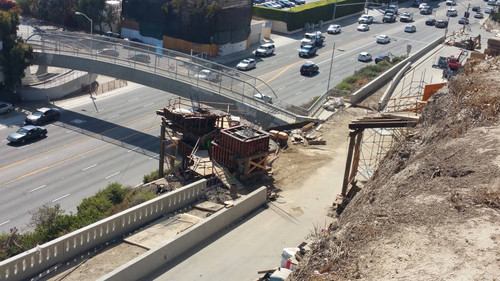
[75,11,93,35]
[326,42,336,92]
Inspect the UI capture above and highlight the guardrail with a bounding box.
[0,179,207,281]
[27,33,307,123]
[308,36,446,117]
[99,186,268,281]
[350,36,445,105]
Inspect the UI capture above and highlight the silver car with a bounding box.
[236,58,256,70]
[0,101,13,114]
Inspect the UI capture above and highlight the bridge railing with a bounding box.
[28,33,309,121]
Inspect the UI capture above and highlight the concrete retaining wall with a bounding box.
[19,72,98,101]
[377,62,411,111]
[0,180,207,281]
[350,36,445,104]
[99,186,268,281]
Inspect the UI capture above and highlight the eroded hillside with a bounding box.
[290,57,500,280]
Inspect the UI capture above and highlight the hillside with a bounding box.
[289,57,500,280]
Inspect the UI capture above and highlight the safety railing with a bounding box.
[27,33,307,122]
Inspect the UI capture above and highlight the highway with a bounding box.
[0,0,482,237]
[0,87,171,233]
[228,0,482,106]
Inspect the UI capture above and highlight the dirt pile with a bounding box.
[289,57,500,280]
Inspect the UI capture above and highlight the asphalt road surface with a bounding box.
[0,86,172,233]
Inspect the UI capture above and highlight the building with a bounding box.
[121,0,257,56]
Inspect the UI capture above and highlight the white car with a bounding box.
[474,12,484,18]
[404,25,417,33]
[327,24,341,34]
[195,69,220,82]
[358,52,372,62]
[357,24,370,31]
[376,35,390,44]
[419,2,428,9]
[236,58,256,70]
[446,9,458,17]
[0,101,13,114]
[254,93,273,103]
[446,0,456,5]
[358,14,374,24]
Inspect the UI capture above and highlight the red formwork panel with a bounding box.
[217,125,270,158]
[209,141,236,168]
[177,141,194,158]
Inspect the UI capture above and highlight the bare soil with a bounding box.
[288,57,500,280]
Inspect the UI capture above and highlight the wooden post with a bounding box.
[348,130,364,184]
[159,118,166,178]
[341,130,358,197]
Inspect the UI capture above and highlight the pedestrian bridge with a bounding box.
[27,33,310,126]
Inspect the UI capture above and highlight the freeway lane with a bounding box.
[0,87,174,233]
[236,0,481,106]
[1,0,481,234]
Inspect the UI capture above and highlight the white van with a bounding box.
[255,43,275,57]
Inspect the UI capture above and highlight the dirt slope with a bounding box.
[289,57,500,280]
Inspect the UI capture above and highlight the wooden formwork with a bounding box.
[217,125,270,158]
[209,141,237,169]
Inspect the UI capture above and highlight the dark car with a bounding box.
[383,13,397,23]
[104,31,121,38]
[7,125,47,144]
[300,61,319,76]
[458,17,469,24]
[25,108,60,125]
[426,18,437,26]
[420,6,433,14]
[375,55,391,64]
[299,45,318,58]
[472,5,481,11]
[435,20,449,28]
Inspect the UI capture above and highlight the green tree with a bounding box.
[76,0,105,32]
[0,8,33,101]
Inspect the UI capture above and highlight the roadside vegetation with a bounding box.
[0,182,157,261]
[334,56,406,95]
[0,4,34,102]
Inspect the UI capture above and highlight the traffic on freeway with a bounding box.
[1,0,486,234]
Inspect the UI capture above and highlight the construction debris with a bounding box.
[485,38,500,56]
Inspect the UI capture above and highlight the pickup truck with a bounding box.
[300,31,325,47]
[383,13,397,23]
[385,4,398,14]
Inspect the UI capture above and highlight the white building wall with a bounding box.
[217,40,247,56]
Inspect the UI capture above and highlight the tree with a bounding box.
[0,7,34,101]
[76,0,105,32]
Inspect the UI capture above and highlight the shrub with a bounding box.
[143,169,161,183]
[377,60,392,69]
[99,182,127,205]
[343,75,361,84]
[77,196,113,225]
[336,81,352,91]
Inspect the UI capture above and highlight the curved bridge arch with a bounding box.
[27,33,308,126]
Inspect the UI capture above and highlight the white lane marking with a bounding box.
[318,58,331,64]
[29,185,46,193]
[278,87,286,91]
[128,98,139,102]
[1,139,7,143]
[52,193,70,202]
[127,147,139,153]
[295,91,302,96]
[143,103,154,107]
[108,114,119,119]
[315,83,322,87]
[82,164,97,171]
[105,172,120,179]
[0,220,10,226]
